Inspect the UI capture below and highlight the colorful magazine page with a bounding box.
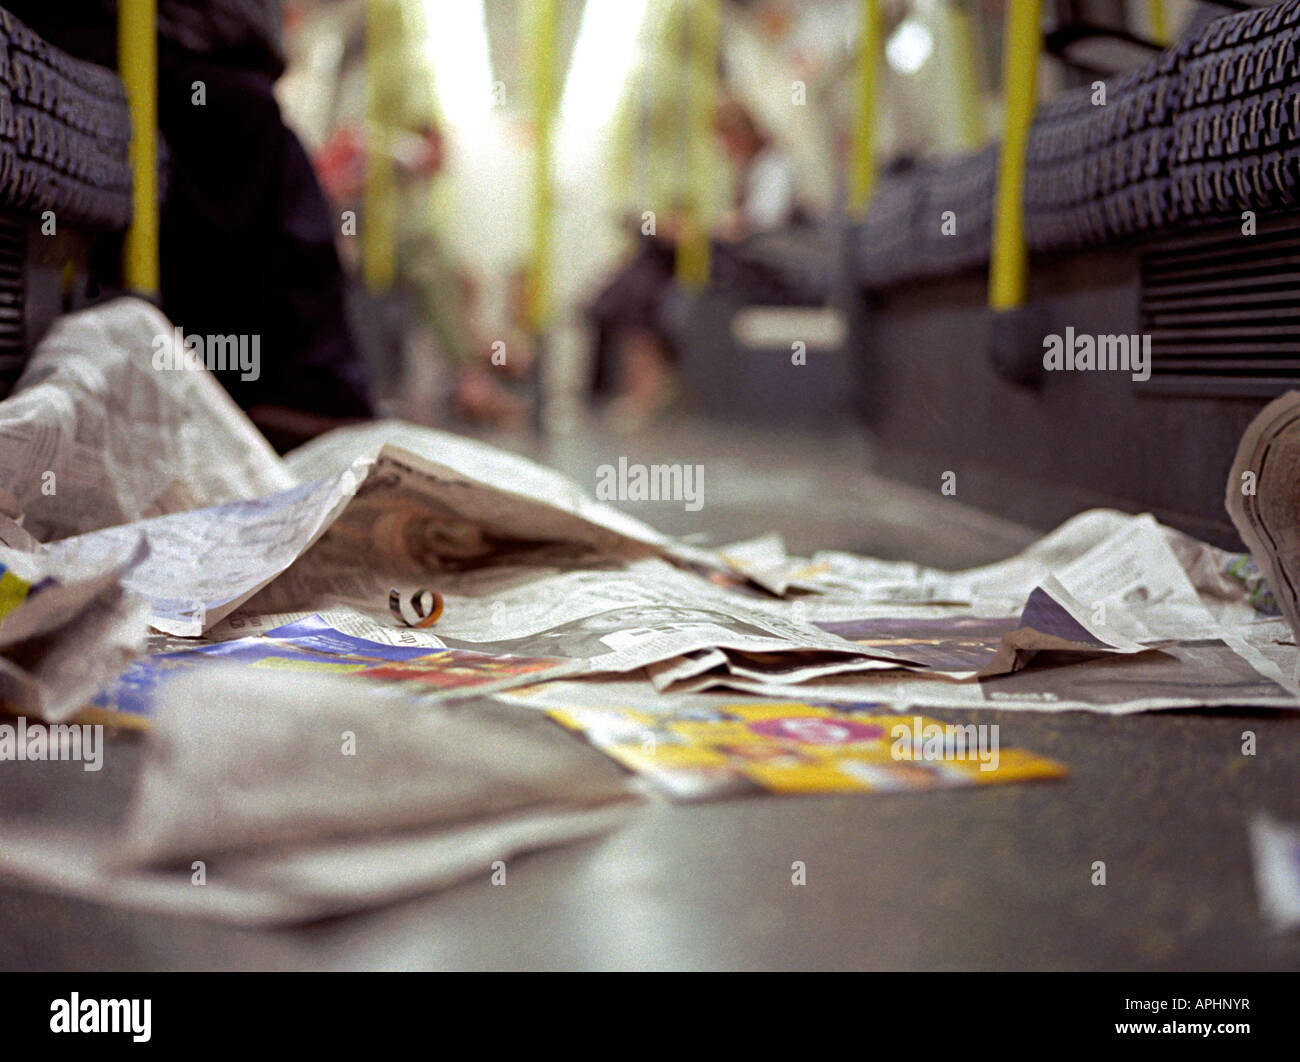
[89,614,575,720]
[548,701,1067,800]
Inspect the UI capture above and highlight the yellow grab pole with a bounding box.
[526,0,559,331]
[989,0,1042,311]
[675,0,720,290]
[363,0,397,292]
[949,0,985,151]
[119,0,158,296]
[1147,0,1169,47]
[648,0,685,221]
[848,0,881,219]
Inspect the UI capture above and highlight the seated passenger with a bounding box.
[588,96,799,430]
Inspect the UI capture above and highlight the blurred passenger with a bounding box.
[317,121,529,429]
[713,97,799,241]
[456,265,536,426]
[588,97,798,430]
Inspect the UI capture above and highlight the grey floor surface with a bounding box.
[1,418,1296,970]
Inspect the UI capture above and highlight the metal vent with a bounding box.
[0,212,24,398]
[1140,218,1300,397]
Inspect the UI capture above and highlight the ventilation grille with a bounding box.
[0,213,24,397]
[1140,219,1300,396]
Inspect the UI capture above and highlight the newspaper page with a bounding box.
[0,537,152,720]
[0,536,145,647]
[646,649,730,691]
[525,510,1296,714]
[285,421,683,561]
[0,298,292,542]
[809,574,1157,681]
[407,561,916,673]
[1050,514,1219,640]
[802,509,1144,613]
[658,635,1298,714]
[0,667,639,925]
[239,549,920,674]
[715,533,833,595]
[42,427,722,639]
[41,473,362,636]
[90,612,585,722]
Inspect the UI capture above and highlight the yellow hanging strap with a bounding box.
[526,0,559,331]
[848,0,881,220]
[119,0,158,296]
[675,0,720,291]
[363,0,398,292]
[989,0,1042,312]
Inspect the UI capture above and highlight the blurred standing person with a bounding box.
[712,97,799,240]
[588,96,798,430]
[316,119,528,428]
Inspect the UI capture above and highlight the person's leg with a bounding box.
[604,326,676,431]
[156,55,373,423]
[587,243,678,426]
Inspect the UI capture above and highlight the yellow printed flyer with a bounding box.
[548,701,1067,800]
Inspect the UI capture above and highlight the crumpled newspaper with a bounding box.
[0,297,292,543]
[0,297,296,719]
[0,537,150,721]
[0,667,640,924]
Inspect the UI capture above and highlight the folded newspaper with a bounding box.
[1,298,1298,924]
[1,300,1296,728]
[0,668,639,926]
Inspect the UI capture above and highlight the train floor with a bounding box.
[3,416,1297,970]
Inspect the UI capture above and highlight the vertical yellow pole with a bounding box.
[363,0,397,292]
[989,0,1041,311]
[848,0,881,220]
[949,0,985,151]
[119,0,158,296]
[648,0,684,220]
[675,0,719,290]
[1147,0,1169,47]
[527,0,559,331]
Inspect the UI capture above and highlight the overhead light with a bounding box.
[424,0,494,126]
[885,19,933,76]
[561,0,650,131]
